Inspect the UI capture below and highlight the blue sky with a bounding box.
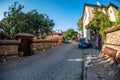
[0,0,120,32]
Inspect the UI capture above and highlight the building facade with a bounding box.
[82,2,118,48]
[82,2,118,39]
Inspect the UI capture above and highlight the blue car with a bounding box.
[64,38,71,43]
[78,38,91,48]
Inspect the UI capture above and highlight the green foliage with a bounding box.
[115,9,120,25]
[86,10,113,40]
[0,2,25,39]
[0,2,55,39]
[19,51,24,57]
[63,28,76,39]
[77,17,83,30]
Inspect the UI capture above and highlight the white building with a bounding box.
[82,2,118,40]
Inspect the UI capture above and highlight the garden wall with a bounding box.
[104,24,120,50]
[0,40,19,60]
[103,24,120,64]
[0,33,62,62]
[31,39,59,53]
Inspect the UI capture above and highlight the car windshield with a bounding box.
[78,38,85,42]
[66,38,70,40]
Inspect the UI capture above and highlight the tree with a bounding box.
[77,17,83,30]
[86,10,113,39]
[115,9,120,25]
[25,10,44,37]
[63,28,76,39]
[0,2,25,39]
[41,14,54,36]
[0,2,55,39]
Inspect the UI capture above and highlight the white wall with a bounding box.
[107,6,117,22]
[83,6,90,38]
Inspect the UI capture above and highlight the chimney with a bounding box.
[97,2,101,6]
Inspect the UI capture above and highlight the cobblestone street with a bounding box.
[0,44,85,80]
[1,43,119,80]
[84,51,120,80]
[0,0,120,80]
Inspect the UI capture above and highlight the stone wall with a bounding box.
[103,24,120,64]
[0,37,62,61]
[0,40,19,60]
[105,30,120,50]
[104,25,120,51]
[31,39,59,53]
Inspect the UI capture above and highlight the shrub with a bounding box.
[19,51,24,57]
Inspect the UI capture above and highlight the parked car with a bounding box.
[64,38,71,43]
[78,38,91,48]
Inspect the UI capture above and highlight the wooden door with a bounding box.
[18,39,31,56]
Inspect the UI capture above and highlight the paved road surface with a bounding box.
[0,44,99,80]
[0,44,85,80]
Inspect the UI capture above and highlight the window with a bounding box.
[92,10,95,14]
[110,10,112,13]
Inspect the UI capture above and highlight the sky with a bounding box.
[0,0,120,32]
